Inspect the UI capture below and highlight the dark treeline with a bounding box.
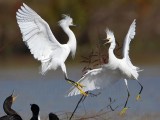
[0,0,160,64]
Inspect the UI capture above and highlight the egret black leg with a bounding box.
[124,88,130,108]
[137,80,143,95]
[120,79,130,115]
[65,76,88,96]
[65,77,76,85]
[65,75,81,87]
[136,80,143,101]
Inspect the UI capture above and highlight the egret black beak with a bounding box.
[71,24,76,26]
[103,38,110,45]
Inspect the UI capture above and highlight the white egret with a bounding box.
[16,3,86,96]
[68,19,143,115]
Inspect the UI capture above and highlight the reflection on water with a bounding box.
[0,65,159,119]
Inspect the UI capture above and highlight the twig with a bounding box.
[69,95,85,120]
[98,97,119,113]
[108,97,119,111]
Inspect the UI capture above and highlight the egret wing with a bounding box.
[16,3,62,62]
[67,67,120,96]
[122,19,137,69]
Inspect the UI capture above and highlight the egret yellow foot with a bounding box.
[75,82,85,88]
[76,85,88,96]
[136,94,141,101]
[67,80,88,96]
[119,107,128,116]
[67,80,85,88]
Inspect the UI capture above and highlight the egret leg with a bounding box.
[120,79,130,116]
[61,64,88,96]
[65,76,88,96]
[136,80,143,101]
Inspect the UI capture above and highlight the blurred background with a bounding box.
[0,0,160,66]
[0,0,160,120]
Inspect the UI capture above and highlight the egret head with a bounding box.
[59,14,75,27]
[104,28,115,44]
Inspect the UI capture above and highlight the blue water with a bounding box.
[0,65,159,119]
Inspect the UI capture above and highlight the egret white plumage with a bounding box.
[68,19,143,115]
[16,3,86,96]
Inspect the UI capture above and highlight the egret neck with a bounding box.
[62,26,77,58]
[108,40,116,64]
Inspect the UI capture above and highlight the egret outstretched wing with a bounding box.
[16,3,62,63]
[68,67,120,96]
[122,19,136,69]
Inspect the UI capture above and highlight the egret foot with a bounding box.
[77,85,88,96]
[136,94,141,101]
[67,79,88,96]
[119,107,128,116]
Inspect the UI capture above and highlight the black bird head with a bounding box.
[49,113,59,120]
[30,104,40,116]
[3,90,18,115]
[5,90,17,106]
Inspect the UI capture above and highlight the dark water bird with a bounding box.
[30,104,59,120]
[49,113,59,120]
[30,104,40,120]
[0,92,22,120]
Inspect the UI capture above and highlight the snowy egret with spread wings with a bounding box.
[68,19,143,115]
[16,3,86,96]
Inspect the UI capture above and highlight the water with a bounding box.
[0,65,159,119]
